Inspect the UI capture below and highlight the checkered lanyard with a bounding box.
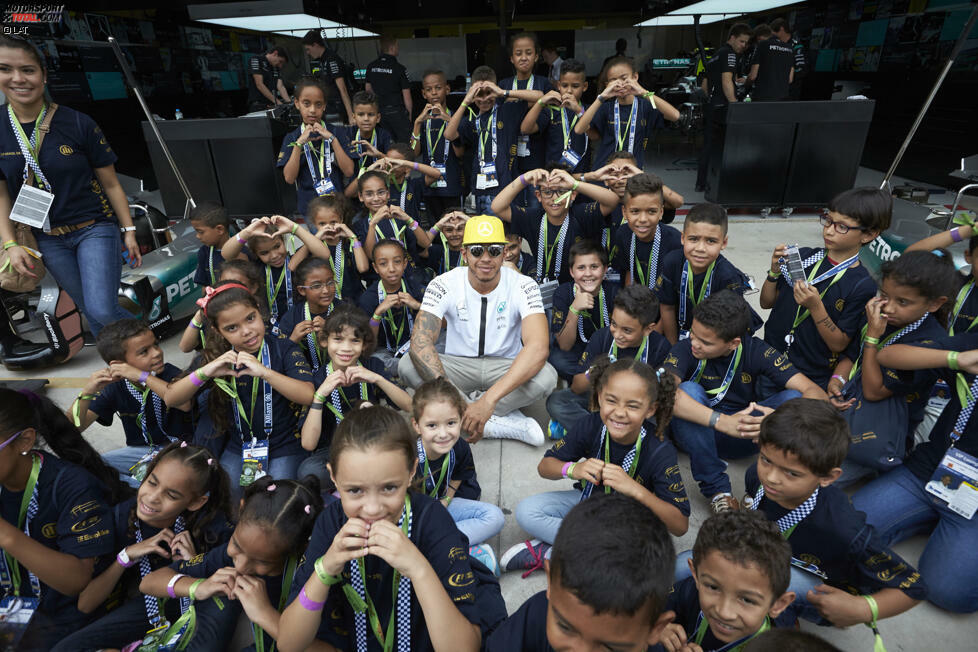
[125,379,168,447]
[678,259,717,335]
[344,497,413,652]
[302,123,333,188]
[265,255,294,324]
[536,215,570,282]
[950,374,978,446]
[558,106,587,158]
[326,361,368,425]
[572,285,608,345]
[415,439,455,499]
[7,104,51,190]
[134,516,188,626]
[749,484,819,538]
[778,249,827,284]
[629,226,661,289]
[693,342,743,408]
[0,453,42,599]
[580,426,646,501]
[377,281,413,354]
[477,106,498,171]
[304,301,334,371]
[849,314,929,380]
[219,341,273,444]
[332,243,346,299]
[613,99,637,154]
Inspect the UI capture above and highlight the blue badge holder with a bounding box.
[476,163,498,190]
[559,149,581,169]
[315,178,335,196]
[432,162,447,188]
[240,439,269,487]
[0,596,38,650]
[926,447,978,519]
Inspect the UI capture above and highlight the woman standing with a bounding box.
[0,36,140,338]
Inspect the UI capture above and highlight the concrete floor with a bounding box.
[3,160,976,649]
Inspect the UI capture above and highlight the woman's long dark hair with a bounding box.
[0,388,131,503]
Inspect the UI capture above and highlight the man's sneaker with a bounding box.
[483,410,545,446]
[710,493,740,514]
[547,419,566,440]
[469,543,499,577]
[500,539,552,578]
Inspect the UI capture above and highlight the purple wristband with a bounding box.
[167,574,186,598]
[520,174,527,186]
[561,461,573,478]
[352,239,362,249]
[951,227,963,243]
[138,370,150,385]
[369,318,381,327]
[298,586,326,611]
[190,370,206,387]
[236,234,246,245]
[413,161,420,171]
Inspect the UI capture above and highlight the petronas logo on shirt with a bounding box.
[59,145,74,156]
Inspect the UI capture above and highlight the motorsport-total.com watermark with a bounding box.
[2,4,65,35]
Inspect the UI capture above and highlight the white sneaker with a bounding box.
[483,409,545,446]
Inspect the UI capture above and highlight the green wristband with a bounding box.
[313,391,328,403]
[188,578,204,601]
[948,350,960,370]
[566,462,577,480]
[864,336,880,347]
[314,557,343,586]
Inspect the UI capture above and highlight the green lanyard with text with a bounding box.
[1,453,41,596]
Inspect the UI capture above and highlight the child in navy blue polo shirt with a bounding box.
[662,511,795,652]
[666,291,825,513]
[379,142,444,222]
[499,32,550,212]
[355,170,431,275]
[277,77,354,216]
[503,222,538,276]
[520,58,591,176]
[0,389,122,651]
[279,406,502,651]
[444,67,536,215]
[760,188,889,388]
[486,494,676,651]
[492,164,619,283]
[276,257,344,371]
[412,69,464,219]
[358,238,425,377]
[859,333,978,613]
[549,240,619,380]
[140,476,323,652]
[505,357,688,575]
[612,173,683,290]
[574,57,680,169]
[308,195,369,303]
[301,306,412,487]
[73,319,192,485]
[54,442,233,652]
[547,285,671,435]
[657,202,761,343]
[189,201,232,290]
[337,90,392,188]
[420,208,467,276]
[829,250,955,486]
[743,399,926,627]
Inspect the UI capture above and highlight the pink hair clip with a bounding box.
[180,441,188,448]
[304,504,312,514]
[267,483,277,491]
[206,458,213,465]
[195,283,250,316]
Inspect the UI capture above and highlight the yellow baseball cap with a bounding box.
[462,214,506,246]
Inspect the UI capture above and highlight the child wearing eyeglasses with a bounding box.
[759,188,890,389]
[491,163,619,284]
[277,257,345,371]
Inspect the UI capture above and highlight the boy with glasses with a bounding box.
[760,188,890,388]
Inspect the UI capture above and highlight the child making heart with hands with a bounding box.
[309,194,369,302]
[300,307,412,487]
[278,406,486,652]
[164,283,315,499]
[140,476,323,652]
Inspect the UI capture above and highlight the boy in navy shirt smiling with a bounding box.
[661,511,795,652]
[72,319,191,485]
[745,399,926,627]
[612,173,683,290]
[520,58,591,176]
[486,493,676,652]
[492,164,619,283]
[549,240,619,380]
[546,285,670,436]
[760,188,889,388]
[666,291,825,513]
[657,202,760,343]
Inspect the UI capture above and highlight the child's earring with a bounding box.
[20,451,28,456]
